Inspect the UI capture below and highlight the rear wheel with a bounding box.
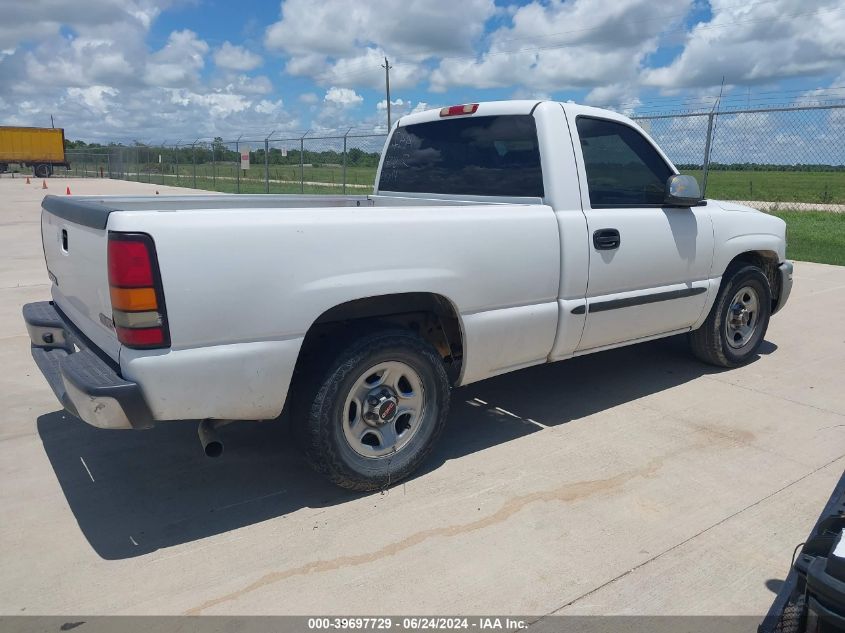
[33,164,52,178]
[297,329,450,491]
[690,264,772,367]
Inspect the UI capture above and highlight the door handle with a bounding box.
[593,228,621,250]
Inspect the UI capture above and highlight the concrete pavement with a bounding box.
[0,177,842,617]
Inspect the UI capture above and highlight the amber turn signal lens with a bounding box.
[110,286,158,311]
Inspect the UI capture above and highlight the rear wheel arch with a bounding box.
[294,292,465,387]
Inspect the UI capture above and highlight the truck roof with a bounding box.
[397,99,637,129]
[398,100,541,127]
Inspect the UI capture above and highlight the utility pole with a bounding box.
[382,56,393,130]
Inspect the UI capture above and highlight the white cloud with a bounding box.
[18,32,143,91]
[584,83,638,108]
[255,98,284,115]
[643,0,845,90]
[314,47,422,91]
[213,41,262,71]
[145,29,208,88]
[265,0,495,89]
[376,98,405,111]
[213,73,273,95]
[66,85,119,113]
[510,88,552,101]
[166,90,250,118]
[370,99,431,126]
[299,92,319,104]
[430,0,692,99]
[0,0,170,50]
[324,86,363,107]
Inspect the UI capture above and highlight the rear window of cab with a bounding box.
[379,114,544,198]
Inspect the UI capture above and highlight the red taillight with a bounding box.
[440,103,479,117]
[115,326,165,347]
[107,233,170,349]
[108,240,153,287]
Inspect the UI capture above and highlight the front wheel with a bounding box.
[690,264,772,367]
[297,329,450,491]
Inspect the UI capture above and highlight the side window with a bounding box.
[575,117,673,207]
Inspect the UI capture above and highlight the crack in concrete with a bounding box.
[184,456,667,615]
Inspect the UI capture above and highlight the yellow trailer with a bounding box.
[0,126,69,178]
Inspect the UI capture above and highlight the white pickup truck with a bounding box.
[24,100,793,490]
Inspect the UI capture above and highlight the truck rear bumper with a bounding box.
[23,301,154,430]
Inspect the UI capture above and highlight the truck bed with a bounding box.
[42,193,529,229]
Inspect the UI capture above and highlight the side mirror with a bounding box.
[664,174,703,207]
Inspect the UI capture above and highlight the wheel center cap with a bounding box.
[365,389,399,425]
[731,304,749,327]
[378,398,398,422]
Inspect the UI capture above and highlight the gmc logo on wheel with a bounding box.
[379,400,397,420]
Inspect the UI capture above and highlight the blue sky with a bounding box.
[1,0,844,142]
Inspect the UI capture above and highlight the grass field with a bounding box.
[681,169,845,204]
[767,210,845,266]
[98,162,375,192]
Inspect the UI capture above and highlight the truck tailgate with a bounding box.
[41,206,120,361]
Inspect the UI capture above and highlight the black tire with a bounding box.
[34,164,52,178]
[690,264,772,367]
[296,329,450,491]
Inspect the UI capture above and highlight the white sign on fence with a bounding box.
[240,148,250,170]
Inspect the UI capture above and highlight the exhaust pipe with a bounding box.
[198,419,224,458]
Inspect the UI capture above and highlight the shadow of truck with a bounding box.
[37,334,774,560]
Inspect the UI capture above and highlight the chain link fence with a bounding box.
[59,104,845,205]
[633,104,845,205]
[64,131,389,196]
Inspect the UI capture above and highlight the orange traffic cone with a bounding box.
[42,180,48,189]
[66,186,71,195]
[25,177,30,184]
